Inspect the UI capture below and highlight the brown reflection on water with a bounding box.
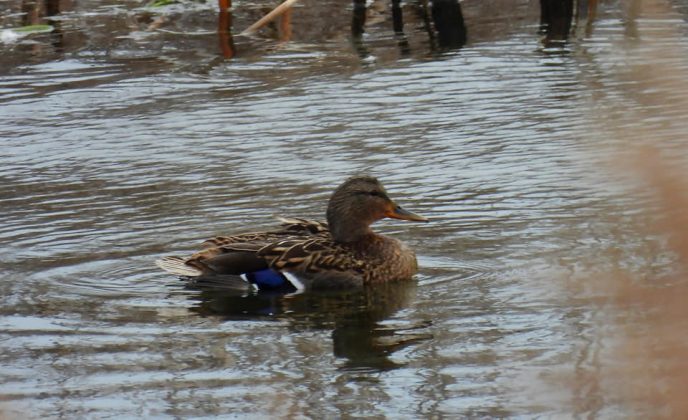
[189,280,431,371]
[563,153,688,418]
[554,0,688,416]
[613,155,688,417]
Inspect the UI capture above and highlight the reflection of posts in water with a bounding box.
[350,0,369,59]
[417,0,466,52]
[351,0,366,38]
[576,0,597,39]
[21,0,42,25]
[21,0,60,25]
[218,0,294,58]
[218,0,236,58]
[21,0,64,51]
[539,0,598,45]
[278,8,292,42]
[622,0,640,40]
[417,0,435,48]
[350,0,410,58]
[540,0,574,41]
[430,0,466,49]
[577,0,597,21]
[351,0,465,59]
[21,0,61,25]
[391,0,411,56]
[391,0,403,34]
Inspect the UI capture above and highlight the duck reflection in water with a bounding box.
[187,279,431,371]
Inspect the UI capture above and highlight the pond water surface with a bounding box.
[3,0,688,418]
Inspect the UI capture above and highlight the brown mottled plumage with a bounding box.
[156,176,427,288]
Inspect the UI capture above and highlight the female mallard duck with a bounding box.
[156,176,427,291]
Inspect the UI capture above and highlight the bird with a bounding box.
[156,175,427,292]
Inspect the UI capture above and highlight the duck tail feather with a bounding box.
[156,256,203,277]
[189,274,253,292]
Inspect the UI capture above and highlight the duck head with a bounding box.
[326,176,427,243]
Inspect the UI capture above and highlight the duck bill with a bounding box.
[386,204,428,222]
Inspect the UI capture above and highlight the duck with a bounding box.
[156,176,427,292]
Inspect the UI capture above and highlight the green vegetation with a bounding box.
[13,24,54,33]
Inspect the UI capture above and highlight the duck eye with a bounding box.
[354,190,385,198]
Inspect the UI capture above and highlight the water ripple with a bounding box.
[2,1,688,417]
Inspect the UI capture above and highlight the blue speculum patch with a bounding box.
[244,268,298,292]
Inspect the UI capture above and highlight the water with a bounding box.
[2,0,688,417]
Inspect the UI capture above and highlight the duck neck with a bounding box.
[327,209,375,244]
[329,222,373,243]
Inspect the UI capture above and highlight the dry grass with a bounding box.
[562,0,688,414]
[602,152,688,417]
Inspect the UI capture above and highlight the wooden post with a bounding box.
[241,0,299,36]
[218,0,235,58]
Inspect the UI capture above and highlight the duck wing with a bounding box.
[199,217,328,250]
[157,218,330,277]
[258,237,365,274]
